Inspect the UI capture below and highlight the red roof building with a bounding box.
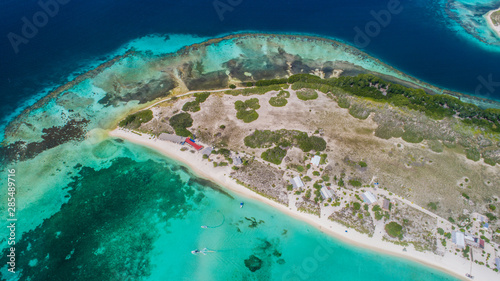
[185,138,203,150]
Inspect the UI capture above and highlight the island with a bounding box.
[1,33,499,280]
[487,7,500,38]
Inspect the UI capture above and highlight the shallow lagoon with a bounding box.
[0,139,459,281]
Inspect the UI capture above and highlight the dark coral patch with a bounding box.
[244,255,263,272]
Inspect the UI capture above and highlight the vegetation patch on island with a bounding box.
[235,98,260,123]
[119,110,153,129]
[169,112,193,137]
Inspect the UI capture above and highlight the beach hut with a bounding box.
[290,176,304,189]
[495,258,500,271]
[158,133,185,144]
[185,138,203,150]
[201,147,213,156]
[382,199,391,211]
[451,231,465,249]
[320,186,334,199]
[310,155,321,166]
[361,191,377,205]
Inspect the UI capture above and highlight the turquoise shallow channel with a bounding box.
[0,138,459,281]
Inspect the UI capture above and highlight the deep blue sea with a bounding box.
[1,0,500,133]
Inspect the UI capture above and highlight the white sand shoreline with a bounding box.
[486,7,500,38]
[108,128,497,281]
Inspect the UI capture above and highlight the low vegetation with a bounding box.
[296,89,318,101]
[257,73,500,132]
[169,112,193,137]
[235,98,260,123]
[385,221,403,239]
[182,92,211,112]
[261,146,287,165]
[269,97,288,107]
[119,110,153,129]
[244,129,326,152]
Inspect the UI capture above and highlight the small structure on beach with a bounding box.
[482,222,489,230]
[290,176,305,189]
[185,138,203,150]
[361,191,377,205]
[201,147,213,156]
[232,156,243,166]
[452,231,465,249]
[495,257,500,271]
[320,186,334,199]
[159,133,185,144]
[310,155,321,166]
[382,199,391,211]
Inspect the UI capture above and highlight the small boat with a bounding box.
[465,273,474,279]
[191,248,215,255]
[240,202,244,208]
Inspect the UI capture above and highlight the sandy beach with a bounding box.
[108,128,499,281]
[486,7,500,38]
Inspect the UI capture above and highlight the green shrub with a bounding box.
[269,97,288,107]
[372,205,382,212]
[246,82,253,87]
[296,89,318,101]
[385,222,403,239]
[305,189,312,200]
[437,228,444,235]
[427,202,438,211]
[229,84,236,89]
[261,146,287,165]
[428,140,443,153]
[312,171,320,176]
[236,110,259,123]
[243,129,326,152]
[462,193,470,200]
[255,78,288,87]
[235,98,260,123]
[338,178,344,187]
[489,204,496,211]
[353,202,361,210]
[358,161,367,168]
[182,101,201,112]
[277,90,290,98]
[337,96,351,108]
[348,104,371,120]
[119,110,153,128]
[169,112,193,137]
[348,180,362,187]
[402,130,424,143]
[375,125,404,139]
[486,213,497,221]
[303,176,312,182]
[194,92,210,103]
[466,148,481,161]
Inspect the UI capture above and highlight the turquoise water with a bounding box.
[0,139,459,281]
